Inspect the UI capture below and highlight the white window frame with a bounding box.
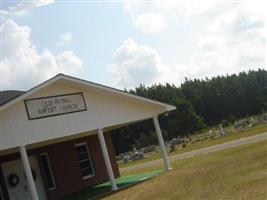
[40,153,56,191]
[74,142,95,180]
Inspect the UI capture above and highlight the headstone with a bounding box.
[169,138,181,153]
[219,124,225,135]
[259,114,267,123]
[208,130,213,136]
[123,155,129,164]
[141,145,156,153]
[234,119,250,129]
[131,151,144,161]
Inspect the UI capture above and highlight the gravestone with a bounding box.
[169,138,181,153]
[131,151,144,161]
[259,114,267,123]
[141,145,156,153]
[219,124,225,135]
[234,119,250,129]
[123,155,129,164]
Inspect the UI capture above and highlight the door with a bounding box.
[1,156,47,200]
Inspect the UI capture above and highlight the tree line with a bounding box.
[110,69,267,154]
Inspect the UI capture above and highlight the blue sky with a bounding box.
[4,2,136,85]
[1,0,266,90]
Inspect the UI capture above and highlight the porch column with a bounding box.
[19,146,39,200]
[97,129,118,191]
[153,116,172,171]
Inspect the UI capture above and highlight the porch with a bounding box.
[0,117,171,200]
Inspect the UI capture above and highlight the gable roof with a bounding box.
[0,74,176,112]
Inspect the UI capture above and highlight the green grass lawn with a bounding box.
[104,139,267,200]
[119,123,267,168]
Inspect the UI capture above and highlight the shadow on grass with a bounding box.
[62,170,163,200]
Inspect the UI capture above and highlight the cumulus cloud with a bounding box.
[112,0,266,88]
[123,0,224,34]
[1,0,54,18]
[195,8,266,77]
[123,0,266,33]
[108,38,160,87]
[109,6,265,88]
[155,0,220,20]
[108,38,182,88]
[57,32,73,46]
[133,12,167,34]
[1,20,82,90]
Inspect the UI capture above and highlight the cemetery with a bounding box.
[103,139,267,200]
[118,117,267,168]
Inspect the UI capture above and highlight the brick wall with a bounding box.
[0,132,120,200]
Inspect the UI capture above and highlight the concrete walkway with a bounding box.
[120,132,267,173]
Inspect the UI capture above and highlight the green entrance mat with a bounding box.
[63,170,163,200]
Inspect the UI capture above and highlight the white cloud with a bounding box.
[133,12,167,34]
[108,38,161,87]
[57,32,73,46]
[114,0,266,88]
[109,5,265,88]
[56,51,82,72]
[1,0,54,18]
[195,8,266,77]
[155,0,220,20]
[108,38,181,88]
[123,0,225,34]
[1,20,82,90]
[123,0,266,33]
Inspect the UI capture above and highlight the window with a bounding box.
[40,153,56,190]
[74,142,95,179]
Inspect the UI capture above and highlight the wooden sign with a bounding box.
[25,93,87,120]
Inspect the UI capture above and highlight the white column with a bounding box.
[153,116,172,170]
[97,129,118,191]
[19,146,39,200]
